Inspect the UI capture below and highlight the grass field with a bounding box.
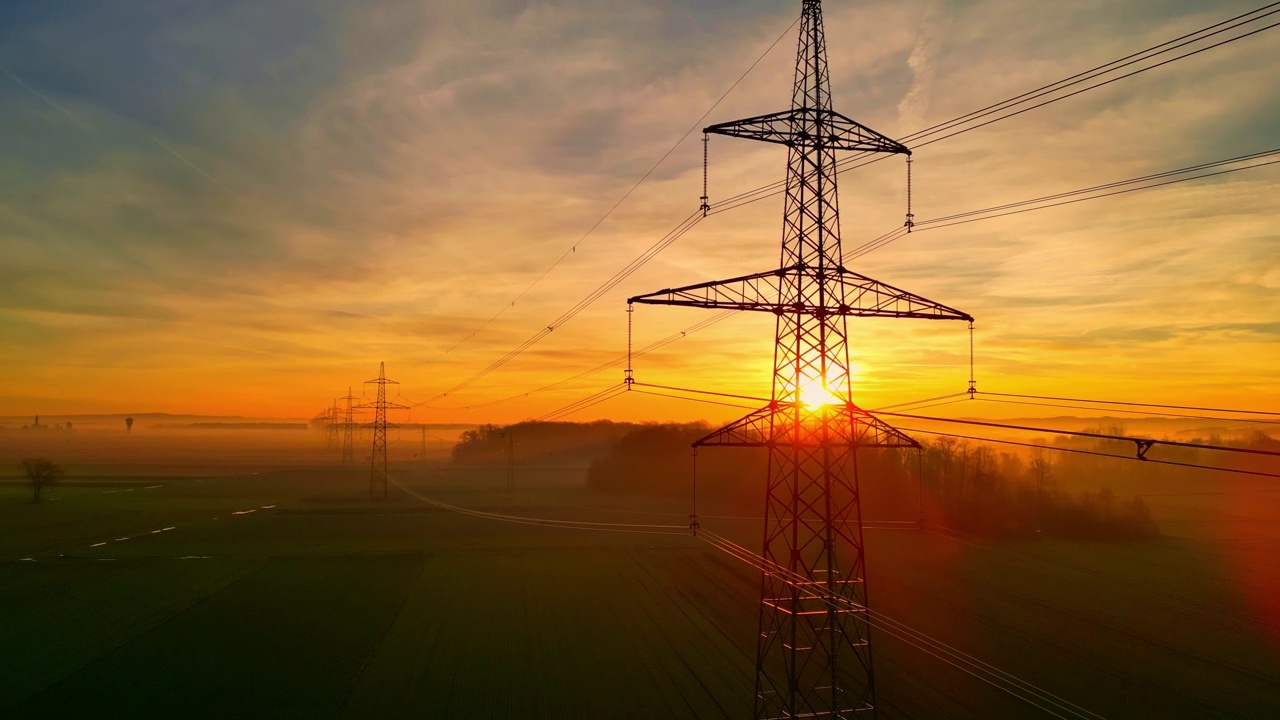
[2,452,1279,718]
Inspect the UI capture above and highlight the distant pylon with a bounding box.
[630,2,972,717]
[505,429,514,494]
[355,362,408,499]
[326,400,340,449]
[339,386,359,466]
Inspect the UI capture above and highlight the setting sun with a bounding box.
[0,2,1277,719]
[798,379,842,409]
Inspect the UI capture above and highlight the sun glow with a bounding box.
[798,379,841,409]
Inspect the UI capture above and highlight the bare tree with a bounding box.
[1029,447,1052,532]
[22,458,63,503]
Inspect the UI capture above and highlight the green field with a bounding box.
[2,460,1279,718]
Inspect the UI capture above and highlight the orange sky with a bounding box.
[1,1,1277,425]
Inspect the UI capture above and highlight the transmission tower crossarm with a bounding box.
[706,108,910,154]
[629,264,973,321]
[694,402,922,449]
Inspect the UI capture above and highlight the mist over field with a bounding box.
[3,0,1279,716]
[2,417,1278,717]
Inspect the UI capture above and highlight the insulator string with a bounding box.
[905,154,914,231]
[700,134,710,217]
[968,320,976,397]
[625,302,635,388]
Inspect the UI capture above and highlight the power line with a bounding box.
[841,148,1280,260]
[424,18,1274,404]
[630,388,758,410]
[418,16,800,368]
[632,381,769,403]
[971,396,1280,426]
[413,3,1280,428]
[877,411,1280,458]
[706,5,1280,215]
[432,209,704,399]
[386,475,687,535]
[913,2,1280,144]
[414,310,736,411]
[535,383,629,422]
[977,390,1280,418]
[925,149,1280,226]
[894,427,1280,480]
[917,157,1280,233]
[418,142,1280,415]
[907,14,1280,152]
[695,529,1103,720]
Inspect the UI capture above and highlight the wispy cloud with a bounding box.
[1,65,94,132]
[147,134,243,199]
[0,0,1276,419]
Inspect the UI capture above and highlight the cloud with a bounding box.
[898,0,953,130]
[0,0,1276,418]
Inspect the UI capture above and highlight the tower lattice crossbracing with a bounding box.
[339,386,359,466]
[355,362,407,499]
[630,2,971,717]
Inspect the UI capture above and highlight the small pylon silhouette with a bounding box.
[325,400,340,449]
[355,362,407,499]
[338,387,360,466]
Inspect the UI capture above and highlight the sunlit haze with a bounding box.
[2,4,1278,719]
[1,1,1277,423]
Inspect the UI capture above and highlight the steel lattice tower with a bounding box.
[326,400,340,449]
[355,362,407,499]
[339,387,359,466]
[630,2,972,717]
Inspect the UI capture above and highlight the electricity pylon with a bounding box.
[630,2,972,717]
[355,362,407,499]
[505,429,514,494]
[339,387,360,466]
[325,400,340,449]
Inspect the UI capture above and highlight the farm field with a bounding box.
[2,458,1279,718]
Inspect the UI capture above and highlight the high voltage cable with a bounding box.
[535,383,629,422]
[912,156,1280,233]
[418,16,800,369]
[912,2,1279,144]
[431,209,703,400]
[418,312,733,410]
[841,151,1280,261]
[909,16,1280,150]
[385,462,1224,715]
[707,6,1280,214]
[695,530,1103,719]
[972,396,1280,426]
[895,427,1280,479]
[839,147,1280,259]
[631,388,758,410]
[423,138,1263,409]
[535,385,968,429]
[387,475,687,535]
[877,411,1280,458]
[924,149,1280,225]
[632,381,770,403]
[387,472,1094,716]
[423,4,1280,405]
[978,390,1280,418]
[454,138,1272,412]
